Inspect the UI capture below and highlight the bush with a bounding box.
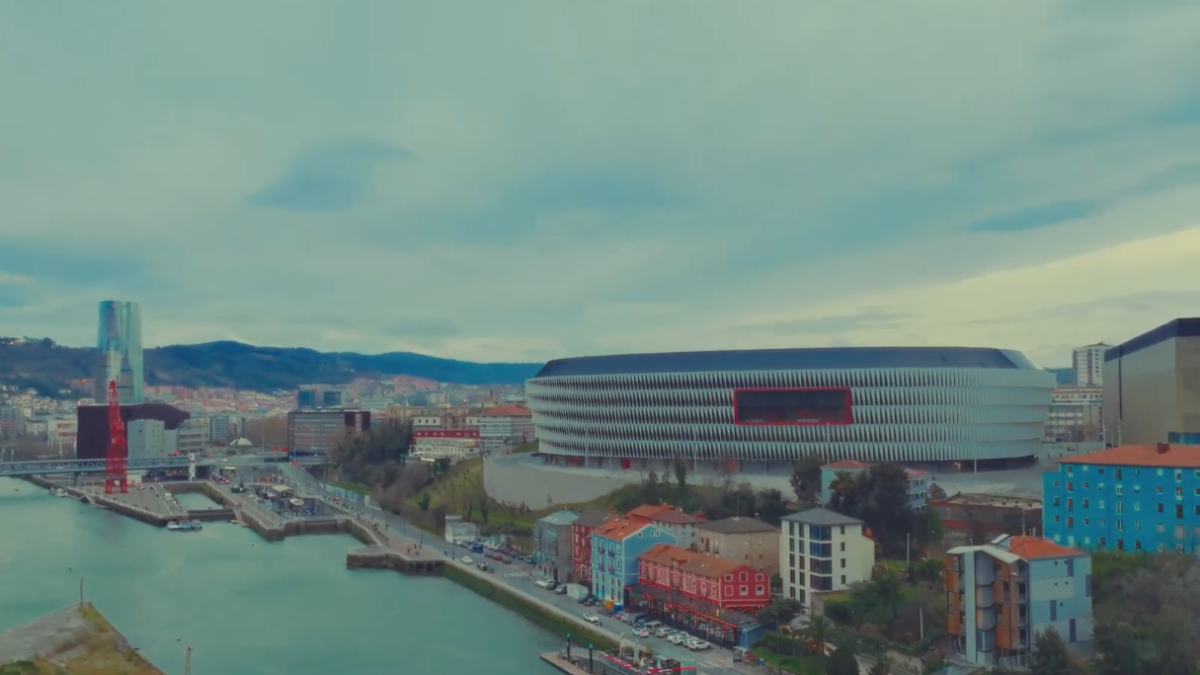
[824,598,854,626]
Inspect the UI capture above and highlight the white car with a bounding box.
[632,628,651,638]
[583,613,601,624]
[687,639,711,651]
[461,556,473,564]
[654,627,672,638]
[667,634,686,645]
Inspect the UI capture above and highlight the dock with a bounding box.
[541,652,595,675]
[346,545,443,575]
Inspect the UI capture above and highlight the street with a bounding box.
[274,464,752,675]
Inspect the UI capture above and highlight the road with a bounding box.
[274,464,753,675]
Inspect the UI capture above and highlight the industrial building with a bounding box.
[1103,317,1200,446]
[527,347,1054,467]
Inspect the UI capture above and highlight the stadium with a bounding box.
[525,347,1055,469]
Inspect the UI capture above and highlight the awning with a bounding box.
[627,584,760,629]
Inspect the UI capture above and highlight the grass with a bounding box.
[442,565,615,652]
[1,604,165,675]
[510,442,539,454]
[327,481,372,495]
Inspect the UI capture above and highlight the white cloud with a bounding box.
[1,0,1199,365]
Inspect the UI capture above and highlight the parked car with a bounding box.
[461,556,473,564]
[654,627,672,638]
[687,639,711,651]
[632,628,651,638]
[583,613,601,624]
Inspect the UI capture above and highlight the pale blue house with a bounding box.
[590,517,676,609]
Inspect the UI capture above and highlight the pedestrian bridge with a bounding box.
[0,455,327,477]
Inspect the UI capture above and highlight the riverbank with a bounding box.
[0,603,165,675]
[442,565,615,652]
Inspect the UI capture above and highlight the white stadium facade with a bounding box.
[526,347,1055,470]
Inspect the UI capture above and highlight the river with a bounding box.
[0,478,561,675]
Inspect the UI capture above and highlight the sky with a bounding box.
[2,1,1200,366]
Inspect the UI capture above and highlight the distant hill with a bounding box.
[0,339,542,395]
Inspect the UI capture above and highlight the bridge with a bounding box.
[0,455,327,477]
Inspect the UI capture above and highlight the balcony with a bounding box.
[975,585,995,609]
[976,607,997,631]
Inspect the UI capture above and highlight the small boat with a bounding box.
[54,488,69,498]
[167,521,182,531]
[189,520,203,531]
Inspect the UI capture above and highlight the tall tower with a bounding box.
[98,301,144,404]
[1071,343,1109,387]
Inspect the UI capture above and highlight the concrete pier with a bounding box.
[541,652,595,675]
[346,545,443,575]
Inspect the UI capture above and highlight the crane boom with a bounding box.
[104,380,128,494]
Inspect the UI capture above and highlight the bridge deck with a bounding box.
[0,456,325,477]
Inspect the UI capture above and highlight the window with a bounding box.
[1067,466,1074,476]
[1176,487,1183,497]
[1053,496,1060,506]
[840,525,845,534]
[1135,541,1142,550]
[789,570,796,583]
[740,572,748,582]
[841,575,846,584]
[740,585,748,595]
[1117,520,1123,532]
[1054,515,1061,523]
[840,542,845,552]
[1067,517,1074,529]
[1176,471,1183,482]
[841,559,846,568]
[1116,485,1123,496]
[1067,481,1074,492]
[1082,499,1089,508]
[1177,504,1184,519]
[1116,502,1123,514]
[1054,480,1060,487]
[756,585,765,595]
[1115,468,1123,480]
[1099,500,1105,509]
[1084,518,1090,526]
[1157,503,1164,513]
[1067,498,1074,511]
[1157,486,1164,494]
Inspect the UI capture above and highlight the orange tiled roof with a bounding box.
[593,517,650,541]
[1059,443,1200,469]
[639,544,744,579]
[629,504,674,521]
[823,460,870,470]
[1007,535,1081,560]
[480,405,532,416]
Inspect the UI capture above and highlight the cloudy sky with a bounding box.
[2,1,1199,366]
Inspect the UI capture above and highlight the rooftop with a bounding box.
[573,511,610,528]
[1105,317,1200,362]
[628,504,675,521]
[950,534,1084,562]
[593,517,651,541]
[639,543,745,578]
[538,510,580,526]
[1058,443,1200,469]
[479,404,533,416]
[781,508,864,527]
[927,492,1042,509]
[533,347,1043,378]
[699,516,780,535]
[628,504,705,525]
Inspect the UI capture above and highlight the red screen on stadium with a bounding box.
[732,388,852,426]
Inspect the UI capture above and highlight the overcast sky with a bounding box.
[2,1,1199,366]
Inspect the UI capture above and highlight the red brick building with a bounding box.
[636,544,771,611]
[571,511,610,586]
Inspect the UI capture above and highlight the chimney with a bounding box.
[1157,442,1170,455]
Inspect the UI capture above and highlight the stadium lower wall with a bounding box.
[527,367,1054,464]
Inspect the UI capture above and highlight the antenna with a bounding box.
[184,646,192,675]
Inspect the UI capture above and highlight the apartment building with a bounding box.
[0,405,24,436]
[590,517,676,609]
[628,504,705,550]
[628,543,769,649]
[780,508,874,607]
[477,405,534,452]
[698,517,781,576]
[820,460,930,509]
[1045,387,1104,443]
[411,429,480,462]
[286,410,371,455]
[534,510,579,584]
[1043,442,1200,552]
[176,418,209,454]
[1072,344,1109,388]
[127,419,167,458]
[946,534,1092,668]
[571,511,609,587]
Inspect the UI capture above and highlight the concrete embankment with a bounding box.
[0,602,165,675]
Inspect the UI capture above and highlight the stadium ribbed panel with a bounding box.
[526,367,1054,463]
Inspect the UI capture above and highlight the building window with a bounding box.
[756,585,765,595]
[1116,502,1123,514]
[1157,486,1164,494]
[1067,517,1074,529]
[1156,503,1162,513]
[1082,499,1089,508]
[840,542,845,552]
[841,559,846,568]
[1116,485,1123,496]
[789,570,796,583]
[1177,471,1183,482]
[740,585,748,595]
[1054,515,1061,523]
[1176,487,1183,497]
[1067,482,1073,492]
[1053,497,1060,506]
[841,575,846,584]
[740,572,748,582]
[1115,468,1122,480]
[840,526,845,534]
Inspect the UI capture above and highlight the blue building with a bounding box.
[1043,443,1200,553]
[590,517,676,609]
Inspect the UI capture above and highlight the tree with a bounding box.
[758,599,804,630]
[790,455,824,505]
[1030,627,1071,675]
[432,457,451,477]
[804,615,833,654]
[829,463,916,556]
[416,492,432,512]
[674,456,689,492]
[825,644,859,675]
[478,496,491,524]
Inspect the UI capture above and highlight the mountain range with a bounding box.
[0,339,542,396]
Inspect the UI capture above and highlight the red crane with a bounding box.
[104,380,128,494]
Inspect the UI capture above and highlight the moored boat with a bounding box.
[167,520,182,531]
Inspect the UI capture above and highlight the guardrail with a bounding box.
[0,455,326,477]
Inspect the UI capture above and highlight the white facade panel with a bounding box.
[528,361,1054,463]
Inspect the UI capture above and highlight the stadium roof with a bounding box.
[533,347,1041,378]
[1104,317,1200,362]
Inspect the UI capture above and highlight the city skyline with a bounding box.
[1,2,1199,366]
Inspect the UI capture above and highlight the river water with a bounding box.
[0,478,560,675]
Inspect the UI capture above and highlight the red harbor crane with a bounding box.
[104,380,128,494]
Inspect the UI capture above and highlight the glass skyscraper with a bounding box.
[98,300,144,403]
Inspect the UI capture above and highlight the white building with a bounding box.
[1044,386,1104,442]
[176,419,208,454]
[444,514,479,543]
[477,405,534,452]
[412,430,481,462]
[127,419,167,458]
[780,508,875,607]
[46,418,77,455]
[1072,344,1109,387]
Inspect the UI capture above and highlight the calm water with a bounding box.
[0,478,560,675]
